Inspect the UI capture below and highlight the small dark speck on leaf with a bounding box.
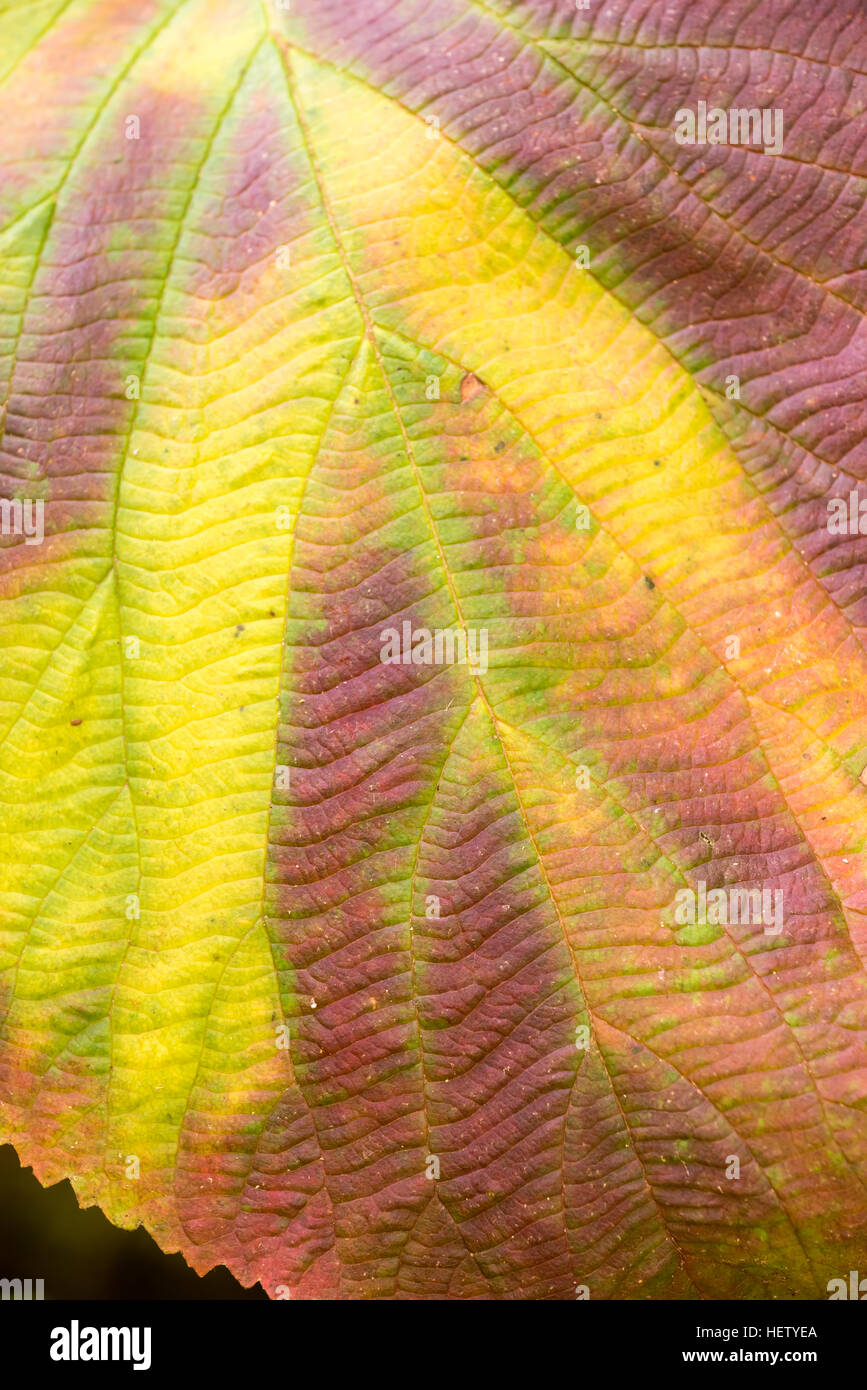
[70,718,82,726]
[653,459,662,467]
[235,624,245,636]
[494,440,506,454]
[269,609,275,617]
[644,575,655,589]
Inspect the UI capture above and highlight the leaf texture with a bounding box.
[2,0,867,1299]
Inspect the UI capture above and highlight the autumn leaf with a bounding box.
[2,0,867,1300]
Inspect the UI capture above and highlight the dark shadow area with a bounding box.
[0,1144,268,1299]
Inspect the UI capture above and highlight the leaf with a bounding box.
[1,0,867,1300]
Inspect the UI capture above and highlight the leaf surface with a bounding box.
[2,0,867,1299]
